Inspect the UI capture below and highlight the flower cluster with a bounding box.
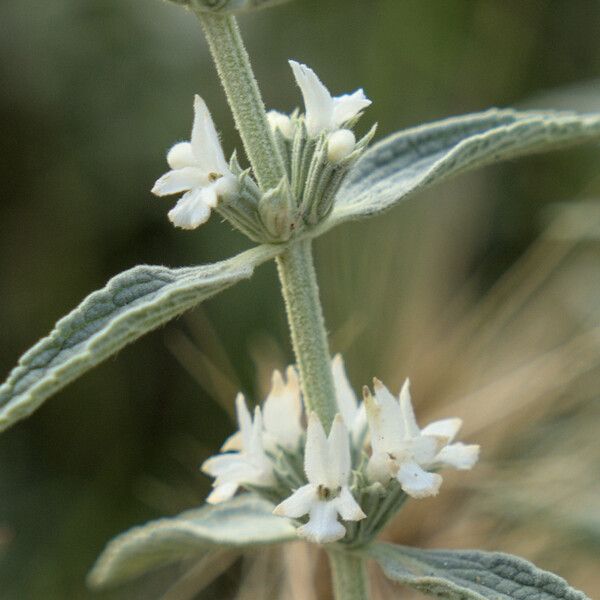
[202,356,479,545]
[152,61,374,238]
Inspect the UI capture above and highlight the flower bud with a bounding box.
[267,111,295,140]
[327,129,356,162]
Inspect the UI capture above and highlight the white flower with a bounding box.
[152,95,237,230]
[331,354,367,445]
[273,413,365,544]
[201,393,275,504]
[221,366,303,453]
[365,379,479,498]
[262,366,304,451]
[288,60,371,139]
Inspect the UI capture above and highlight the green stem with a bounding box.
[196,13,286,191]
[328,550,369,600]
[276,239,337,430]
[197,12,363,598]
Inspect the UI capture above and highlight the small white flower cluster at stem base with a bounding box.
[201,355,479,545]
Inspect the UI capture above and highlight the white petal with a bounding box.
[168,189,211,230]
[235,393,253,449]
[366,451,393,484]
[152,167,206,196]
[248,406,266,457]
[273,483,317,518]
[221,430,243,452]
[167,142,196,170]
[351,401,368,446]
[436,443,480,470]
[304,413,329,484]
[191,95,230,175]
[327,129,356,162]
[366,380,404,454]
[267,110,295,139]
[331,354,358,427]
[421,418,462,443]
[297,500,346,544]
[263,368,303,451]
[327,415,351,487]
[206,482,238,504]
[289,60,334,137]
[396,461,442,498]
[332,88,371,126]
[201,453,242,477]
[399,379,421,438]
[335,487,366,521]
[213,174,238,199]
[408,434,441,466]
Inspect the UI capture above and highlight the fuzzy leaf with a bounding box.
[330,108,600,226]
[364,542,589,600]
[0,245,279,432]
[88,495,296,588]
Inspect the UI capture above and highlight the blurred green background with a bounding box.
[1,1,599,598]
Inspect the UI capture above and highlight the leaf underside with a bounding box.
[330,108,600,227]
[88,494,297,589]
[0,245,278,432]
[365,542,590,600]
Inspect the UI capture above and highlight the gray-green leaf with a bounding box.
[364,542,589,600]
[0,245,279,433]
[329,109,600,227]
[88,494,296,588]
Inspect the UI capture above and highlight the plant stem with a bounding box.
[196,13,286,192]
[328,550,369,600]
[198,12,364,598]
[276,239,337,430]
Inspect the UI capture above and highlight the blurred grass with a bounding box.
[1,1,599,598]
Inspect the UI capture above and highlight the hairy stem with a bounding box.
[198,12,359,597]
[276,239,337,430]
[328,550,369,600]
[196,13,286,191]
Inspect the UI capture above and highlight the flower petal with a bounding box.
[201,453,243,477]
[167,142,196,170]
[436,443,480,470]
[396,461,442,498]
[235,393,253,449]
[366,451,394,484]
[206,481,238,504]
[297,500,346,544]
[152,167,207,197]
[332,89,371,126]
[335,487,366,521]
[263,367,303,451]
[421,418,462,443]
[167,188,211,230]
[221,430,243,452]
[366,380,404,454]
[399,378,421,438]
[327,414,351,487]
[273,483,317,518]
[408,434,441,465]
[289,60,334,137]
[304,413,329,485]
[331,354,358,427]
[191,95,230,175]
